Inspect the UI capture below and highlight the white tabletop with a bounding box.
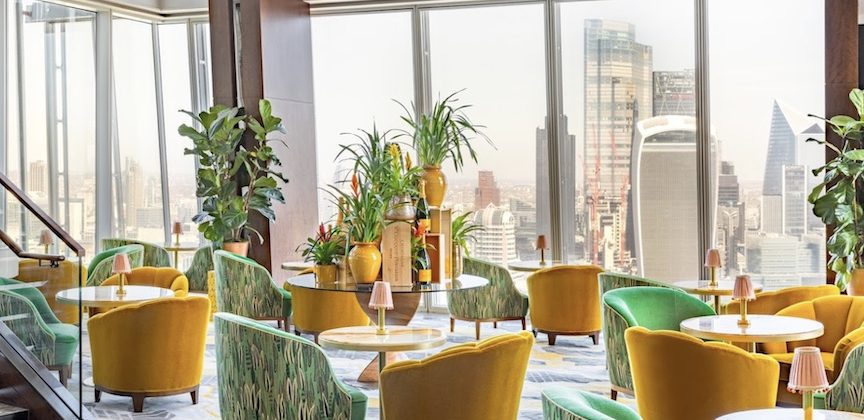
[280,261,315,271]
[717,408,864,419]
[680,315,824,343]
[318,326,447,352]
[55,286,175,308]
[673,280,764,296]
[508,260,562,272]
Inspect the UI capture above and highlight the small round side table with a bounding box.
[680,314,824,352]
[717,408,864,419]
[673,280,764,313]
[319,326,446,376]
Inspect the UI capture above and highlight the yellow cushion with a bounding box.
[723,285,839,315]
[380,331,534,420]
[527,265,603,334]
[289,286,369,335]
[102,267,189,297]
[625,327,778,420]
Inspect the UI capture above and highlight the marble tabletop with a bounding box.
[286,273,488,293]
[318,326,447,352]
[680,314,824,343]
[56,286,175,308]
[717,408,864,419]
[673,280,764,296]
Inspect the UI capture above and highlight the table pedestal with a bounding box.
[353,293,421,382]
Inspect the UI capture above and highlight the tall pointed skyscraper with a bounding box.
[536,116,576,256]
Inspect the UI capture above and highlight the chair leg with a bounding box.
[521,317,526,330]
[58,366,69,386]
[475,321,481,340]
[531,329,537,338]
[284,318,290,332]
[191,389,199,405]
[450,317,455,333]
[277,319,282,329]
[611,389,618,400]
[493,321,497,328]
[313,334,319,345]
[94,390,102,403]
[590,331,600,345]
[548,333,557,346]
[132,394,145,413]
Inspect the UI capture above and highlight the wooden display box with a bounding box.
[430,208,452,280]
[381,222,412,287]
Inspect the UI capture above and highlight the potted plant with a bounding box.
[382,144,422,220]
[398,91,491,207]
[450,211,484,278]
[329,173,386,284]
[179,99,288,256]
[297,224,345,282]
[808,88,864,295]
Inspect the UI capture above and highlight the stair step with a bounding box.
[0,402,28,420]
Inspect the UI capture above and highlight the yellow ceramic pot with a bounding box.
[223,241,249,257]
[348,242,382,284]
[315,264,338,283]
[422,165,447,207]
[847,268,864,296]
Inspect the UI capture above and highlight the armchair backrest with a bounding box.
[380,331,534,420]
[527,265,603,333]
[825,343,864,413]
[769,296,864,354]
[86,244,144,286]
[625,327,778,420]
[184,246,215,292]
[214,312,361,420]
[0,277,61,324]
[448,257,528,319]
[724,285,840,315]
[0,288,55,366]
[212,250,281,319]
[102,238,171,268]
[101,267,189,296]
[604,287,715,330]
[598,271,674,295]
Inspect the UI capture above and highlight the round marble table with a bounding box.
[164,244,198,269]
[507,260,562,273]
[319,326,446,373]
[680,314,824,352]
[280,260,315,271]
[717,408,864,419]
[56,285,175,317]
[673,280,764,313]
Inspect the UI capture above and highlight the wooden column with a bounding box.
[209,0,318,278]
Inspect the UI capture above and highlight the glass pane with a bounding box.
[311,11,414,223]
[559,0,699,280]
[112,19,165,244]
[426,4,549,267]
[709,0,825,289]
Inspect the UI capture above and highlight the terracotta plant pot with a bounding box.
[348,242,382,284]
[315,264,338,283]
[422,165,447,207]
[847,268,864,296]
[223,241,249,257]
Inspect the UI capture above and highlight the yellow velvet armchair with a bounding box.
[101,267,189,297]
[380,331,534,420]
[762,295,864,404]
[15,258,87,324]
[723,284,840,315]
[625,327,779,420]
[287,284,370,342]
[88,296,209,412]
[527,265,603,345]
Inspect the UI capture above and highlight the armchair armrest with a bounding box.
[833,327,864,375]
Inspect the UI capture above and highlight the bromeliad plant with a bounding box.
[337,127,421,200]
[298,224,346,265]
[179,99,289,245]
[808,88,864,291]
[383,144,422,198]
[328,173,386,244]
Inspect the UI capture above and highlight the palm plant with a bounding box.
[336,126,392,193]
[451,211,484,256]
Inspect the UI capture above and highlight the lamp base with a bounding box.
[737,318,750,327]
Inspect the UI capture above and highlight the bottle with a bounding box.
[416,180,431,233]
[417,234,432,284]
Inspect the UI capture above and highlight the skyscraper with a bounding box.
[470,204,517,266]
[782,164,808,236]
[762,101,821,196]
[653,69,695,117]
[124,157,145,228]
[474,170,501,209]
[718,161,740,205]
[27,161,47,195]
[536,116,577,257]
[631,115,717,280]
[584,19,652,266]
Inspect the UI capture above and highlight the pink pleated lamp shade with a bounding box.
[535,235,547,250]
[112,253,132,274]
[732,274,756,301]
[172,222,184,235]
[368,281,394,310]
[788,346,829,393]
[704,248,721,268]
[38,230,53,247]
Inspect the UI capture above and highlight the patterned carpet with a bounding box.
[72,311,636,419]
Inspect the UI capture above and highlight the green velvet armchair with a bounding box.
[215,312,367,420]
[86,244,145,286]
[184,246,214,292]
[102,238,171,268]
[602,286,715,400]
[213,250,292,329]
[815,342,864,413]
[0,278,79,385]
[448,257,529,340]
[542,387,640,420]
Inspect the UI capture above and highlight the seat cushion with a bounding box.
[770,351,834,380]
[279,288,293,318]
[347,385,368,420]
[46,323,79,367]
[542,386,640,420]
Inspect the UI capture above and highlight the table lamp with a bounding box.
[39,230,53,254]
[536,235,547,265]
[788,346,829,420]
[172,222,183,246]
[369,281,394,335]
[704,248,721,287]
[112,253,132,297]
[733,274,756,327]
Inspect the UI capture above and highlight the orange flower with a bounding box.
[351,172,360,197]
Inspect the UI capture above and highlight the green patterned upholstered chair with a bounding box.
[86,244,145,286]
[815,343,864,413]
[542,387,641,420]
[184,246,214,292]
[602,286,714,400]
[213,250,292,329]
[214,312,367,420]
[0,278,79,385]
[102,238,171,268]
[448,257,529,340]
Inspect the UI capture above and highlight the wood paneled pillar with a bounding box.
[825,0,858,284]
[209,0,318,279]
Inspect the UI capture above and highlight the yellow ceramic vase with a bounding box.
[348,242,382,284]
[422,165,447,207]
[315,264,338,282]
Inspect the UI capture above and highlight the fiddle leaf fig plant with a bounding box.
[807,88,864,291]
[179,99,289,245]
